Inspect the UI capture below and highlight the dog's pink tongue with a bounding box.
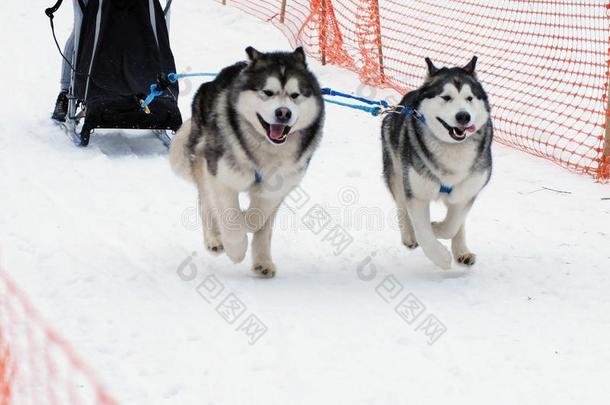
[466,125,476,133]
[269,124,286,140]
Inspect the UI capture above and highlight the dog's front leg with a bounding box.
[244,195,284,233]
[436,173,487,265]
[246,195,284,276]
[433,202,477,265]
[250,206,280,278]
[432,200,473,240]
[451,224,476,266]
[407,198,452,269]
[210,180,248,264]
[198,190,224,255]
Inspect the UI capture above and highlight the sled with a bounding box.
[46,0,181,146]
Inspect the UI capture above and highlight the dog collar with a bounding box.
[399,106,426,124]
[440,184,453,194]
[255,171,263,183]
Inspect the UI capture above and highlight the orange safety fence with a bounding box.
[0,271,116,405]
[219,0,610,180]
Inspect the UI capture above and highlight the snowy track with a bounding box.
[1,1,609,404]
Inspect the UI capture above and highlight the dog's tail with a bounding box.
[169,119,194,183]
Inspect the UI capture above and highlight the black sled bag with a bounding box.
[74,0,182,132]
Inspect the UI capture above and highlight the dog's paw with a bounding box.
[423,242,452,270]
[402,240,419,249]
[205,235,224,255]
[400,227,418,248]
[456,252,476,266]
[401,233,418,249]
[223,233,248,264]
[252,261,276,278]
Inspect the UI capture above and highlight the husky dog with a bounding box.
[381,57,492,269]
[170,47,324,277]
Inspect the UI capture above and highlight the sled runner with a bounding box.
[46,0,181,146]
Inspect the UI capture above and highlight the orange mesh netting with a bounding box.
[0,271,116,405]
[220,0,610,180]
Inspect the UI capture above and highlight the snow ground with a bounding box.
[1,1,610,404]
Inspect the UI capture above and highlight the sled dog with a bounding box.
[381,56,493,269]
[170,47,324,277]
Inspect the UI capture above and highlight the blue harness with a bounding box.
[440,184,453,194]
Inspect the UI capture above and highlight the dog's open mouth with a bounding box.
[436,117,476,141]
[257,114,291,145]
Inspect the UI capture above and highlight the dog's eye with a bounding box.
[262,90,274,97]
[466,96,473,102]
[441,95,452,101]
[290,93,300,99]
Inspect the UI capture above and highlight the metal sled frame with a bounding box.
[52,0,177,147]
[62,95,174,147]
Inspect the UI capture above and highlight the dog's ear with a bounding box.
[463,56,478,75]
[245,46,262,62]
[425,57,439,76]
[293,46,307,66]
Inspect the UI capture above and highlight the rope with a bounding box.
[47,6,78,77]
[321,87,388,108]
[322,98,382,116]
[167,72,218,81]
[139,72,425,123]
[140,72,218,111]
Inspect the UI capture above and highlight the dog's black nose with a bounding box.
[275,107,292,123]
[455,111,471,125]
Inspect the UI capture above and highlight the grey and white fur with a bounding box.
[381,56,493,269]
[170,47,324,277]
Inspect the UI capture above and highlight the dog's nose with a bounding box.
[275,107,292,123]
[455,111,471,125]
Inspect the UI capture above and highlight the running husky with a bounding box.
[170,47,324,277]
[381,57,493,269]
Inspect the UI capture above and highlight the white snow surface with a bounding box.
[1,1,610,404]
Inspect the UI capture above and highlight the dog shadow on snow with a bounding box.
[178,245,474,286]
[357,247,475,283]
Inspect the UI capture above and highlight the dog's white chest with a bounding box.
[249,136,305,194]
[215,160,257,191]
[444,170,489,203]
[251,159,305,198]
[438,141,479,183]
[408,140,488,202]
[213,137,306,196]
